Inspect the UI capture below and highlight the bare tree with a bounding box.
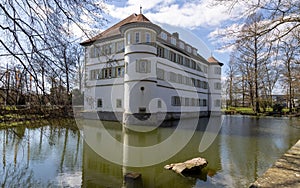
[224,53,239,108]
[213,0,300,40]
[277,32,300,112]
[234,13,273,113]
[0,0,107,106]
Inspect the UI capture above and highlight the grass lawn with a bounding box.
[223,107,295,115]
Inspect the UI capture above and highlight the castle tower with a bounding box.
[207,56,223,115]
[119,14,161,125]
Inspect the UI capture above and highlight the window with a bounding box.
[127,33,131,45]
[203,66,208,73]
[158,100,162,108]
[214,82,221,90]
[185,77,192,86]
[164,48,169,59]
[157,68,164,80]
[116,67,124,77]
[90,69,100,80]
[161,32,167,40]
[116,99,122,108]
[171,37,176,45]
[191,98,196,106]
[145,32,151,43]
[172,96,181,106]
[157,46,164,57]
[184,57,190,67]
[196,64,203,72]
[97,99,102,108]
[191,78,196,86]
[136,60,151,73]
[135,32,140,43]
[179,42,184,49]
[125,62,128,74]
[203,99,207,107]
[103,68,112,79]
[177,74,183,84]
[102,43,114,55]
[214,67,221,75]
[193,49,197,55]
[191,60,196,69]
[203,81,208,89]
[186,46,191,53]
[215,99,221,107]
[196,80,201,88]
[90,45,103,58]
[169,72,177,82]
[169,51,176,62]
[177,55,183,65]
[117,41,124,53]
[185,98,190,106]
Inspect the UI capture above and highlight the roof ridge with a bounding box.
[207,56,219,63]
[81,13,152,45]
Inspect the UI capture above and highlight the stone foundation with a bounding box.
[82,111,217,125]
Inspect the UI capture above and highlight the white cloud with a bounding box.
[105,0,246,29]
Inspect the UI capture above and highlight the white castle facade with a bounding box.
[80,13,223,125]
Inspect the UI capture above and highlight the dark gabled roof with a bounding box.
[80,13,151,45]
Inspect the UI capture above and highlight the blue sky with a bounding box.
[99,0,247,67]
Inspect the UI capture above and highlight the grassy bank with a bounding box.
[0,105,76,129]
[223,107,298,116]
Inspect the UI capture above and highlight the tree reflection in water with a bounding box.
[0,119,83,187]
[1,164,40,187]
[0,116,299,187]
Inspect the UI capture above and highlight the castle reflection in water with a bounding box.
[1,116,300,187]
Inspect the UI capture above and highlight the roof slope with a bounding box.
[207,56,223,66]
[81,13,151,45]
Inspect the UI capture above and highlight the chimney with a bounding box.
[172,32,179,39]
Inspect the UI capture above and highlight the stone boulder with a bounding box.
[164,157,208,174]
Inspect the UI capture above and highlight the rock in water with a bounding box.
[164,157,208,174]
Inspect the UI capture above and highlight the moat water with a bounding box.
[1,115,300,187]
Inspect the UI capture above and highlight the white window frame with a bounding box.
[157,68,165,80]
[135,32,140,43]
[136,59,151,73]
[145,32,151,43]
[127,33,131,45]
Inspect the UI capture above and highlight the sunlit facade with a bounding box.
[80,13,223,124]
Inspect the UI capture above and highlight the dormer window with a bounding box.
[171,37,176,45]
[161,32,167,40]
[179,42,184,49]
[187,46,191,53]
[193,49,197,55]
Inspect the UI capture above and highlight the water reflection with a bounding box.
[0,116,299,187]
[0,121,83,187]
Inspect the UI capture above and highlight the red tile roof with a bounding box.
[207,56,223,66]
[80,13,151,45]
[207,56,219,63]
